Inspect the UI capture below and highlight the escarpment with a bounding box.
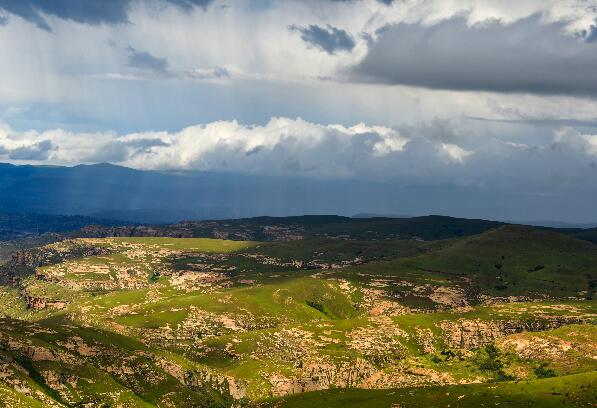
[439,317,589,349]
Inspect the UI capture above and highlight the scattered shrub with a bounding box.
[306,300,326,315]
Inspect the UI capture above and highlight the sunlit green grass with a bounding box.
[110,237,255,252]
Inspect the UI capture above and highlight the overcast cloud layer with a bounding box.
[1,0,597,220]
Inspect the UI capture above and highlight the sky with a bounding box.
[0,0,597,221]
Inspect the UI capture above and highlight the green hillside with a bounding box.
[407,225,596,299]
[0,223,593,406]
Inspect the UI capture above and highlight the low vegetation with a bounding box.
[0,220,593,406]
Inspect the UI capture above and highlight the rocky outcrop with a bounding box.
[19,288,66,311]
[8,240,112,270]
[270,358,376,397]
[439,318,585,349]
[184,367,247,400]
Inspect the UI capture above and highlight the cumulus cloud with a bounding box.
[554,127,597,156]
[351,15,597,95]
[289,24,356,54]
[2,117,597,195]
[0,118,412,178]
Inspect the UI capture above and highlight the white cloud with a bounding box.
[584,135,597,156]
[2,118,597,195]
[438,143,474,163]
[554,127,597,156]
[0,118,410,178]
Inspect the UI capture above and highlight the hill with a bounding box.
[75,214,506,242]
[0,212,128,238]
[0,225,593,405]
[400,225,597,300]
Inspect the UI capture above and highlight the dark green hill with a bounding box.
[400,225,597,299]
[186,215,505,241]
[0,212,129,240]
[572,228,597,244]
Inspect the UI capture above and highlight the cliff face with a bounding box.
[270,358,376,397]
[439,318,585,349]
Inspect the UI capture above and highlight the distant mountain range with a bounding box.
[1,162,596,225]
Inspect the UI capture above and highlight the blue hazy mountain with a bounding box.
[0,162,595,225]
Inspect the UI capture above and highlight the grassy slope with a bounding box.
[0,231,595,405]
[337,225,597,302]
[109,237,256,252]
[0,317,231,407]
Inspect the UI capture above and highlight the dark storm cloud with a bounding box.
[127,46,170,75]
[289,24,355,54]
[0,0,213,32]
[351,15,597,96]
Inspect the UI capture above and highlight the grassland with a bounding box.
[0,225,594,406]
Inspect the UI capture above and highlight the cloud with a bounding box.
[553,127,597,156]
[87,137,170,162]
[126,46,170,75]
[351,15,597,95]
[2,117,597,197]
[331,0,393,4]
[438,143,473,164]
[1,139,54,160]
[2,0,597,147]
[0,0,130,31]
[289,24,356,54]
[0,0,214,32]
[164,0,215,11]
[185,66,230,80]
[586,20,597,42]
[467,116,597,129]
[0,118,411,178]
